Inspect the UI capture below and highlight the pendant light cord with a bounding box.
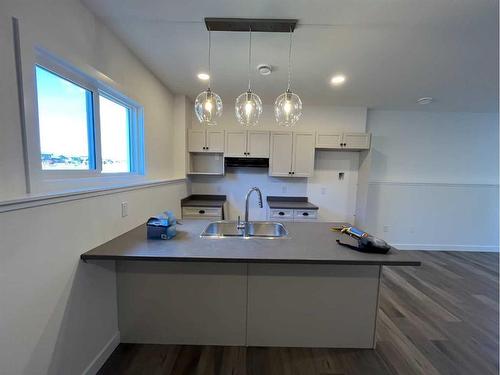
[208,28,212,89]
[287,26,293,91]
[248,27,252,91]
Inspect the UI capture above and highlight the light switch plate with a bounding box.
[121,202,128,217]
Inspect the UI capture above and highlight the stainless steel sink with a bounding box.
[200,221,288,239]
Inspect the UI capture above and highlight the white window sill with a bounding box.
[0,177,186,213]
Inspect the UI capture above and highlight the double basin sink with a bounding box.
[201,221,288,239]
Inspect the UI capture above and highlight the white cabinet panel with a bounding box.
[188,129,206,152]
[293,209,318,220]
[343,132,371,149]
[269,209,294,221]
[246,264,380,348]
[206,130,224,152]
[117,261,247,345]
[292,132,315,177]
[315,132,371,150]
[269,132,293,177]
[247,131,270,157]
[182,207,223,219]
[225,131,247,157]
[316,132,342,149]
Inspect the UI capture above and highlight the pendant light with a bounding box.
[235,28,262,126]
[194,28,223,126]
[274,27,302,127]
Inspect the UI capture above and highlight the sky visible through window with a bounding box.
[36,66,131,172]
[36,66,90,170]
[100,96,130,173]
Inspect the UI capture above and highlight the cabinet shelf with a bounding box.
[187,152,224,175]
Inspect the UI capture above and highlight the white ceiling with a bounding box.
[82,0,498,112]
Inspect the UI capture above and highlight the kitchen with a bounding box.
[0,1,499,375]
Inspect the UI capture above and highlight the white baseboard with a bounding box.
[82,331,120,375]
[392,243,499,252]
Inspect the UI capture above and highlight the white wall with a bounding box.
[357,110,499,251]
[0,0,187,374]
[190,105,367,222]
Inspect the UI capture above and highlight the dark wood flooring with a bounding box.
[98,251,499,375]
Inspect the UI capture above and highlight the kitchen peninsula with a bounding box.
[82,220,419,348]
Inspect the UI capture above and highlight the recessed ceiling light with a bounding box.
[330,74,346,86]
[417,97,433,105]
[197,73,210,81]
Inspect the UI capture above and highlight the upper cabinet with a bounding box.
[225,130,270,158]
[188,129,224,153]
[316,132,371,150]
[269,132,315,178]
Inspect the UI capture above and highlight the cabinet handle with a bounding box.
[198,210,205,214]
[278,212,285,216]
[292,172,295,175]
[302,212,309,216]
[288,171,291,175]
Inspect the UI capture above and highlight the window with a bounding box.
[33,49,144,188]
[36,66,94,170]
[99,95,131,173]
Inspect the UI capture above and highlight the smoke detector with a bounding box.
[417,97,434,105]
[258,64,272,76]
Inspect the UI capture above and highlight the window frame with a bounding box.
[30,48,145,191]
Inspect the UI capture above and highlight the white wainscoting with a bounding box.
[359,181,499,252]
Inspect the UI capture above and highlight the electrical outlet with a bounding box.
[282,185,288,194]
[121,202,128,217]
[321,187,327,195]
[383,225,390,233]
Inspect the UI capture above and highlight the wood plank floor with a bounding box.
[98,251,499,375]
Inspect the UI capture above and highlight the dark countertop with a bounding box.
[181,194,226,208]
[267,196,319,210]
[81,220,420,266]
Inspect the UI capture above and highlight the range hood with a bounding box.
[224,157,269,168]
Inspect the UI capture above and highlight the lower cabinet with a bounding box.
[268,208,318,221]
[116,262,381,348]
[182,206,223,219]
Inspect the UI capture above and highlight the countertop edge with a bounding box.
[80,253,421,266]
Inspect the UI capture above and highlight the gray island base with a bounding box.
[82,220,420,348]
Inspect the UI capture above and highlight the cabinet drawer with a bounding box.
[182,207,222,218]
[269,209,294,220]
[293,209,317,220]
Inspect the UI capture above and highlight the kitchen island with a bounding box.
[82,220,419,348]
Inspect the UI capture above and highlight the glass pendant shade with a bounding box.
[235,90,262,126]
[274,90,302,127]
[194,89,223,126]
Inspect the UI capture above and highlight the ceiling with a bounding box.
[82,0,498,112]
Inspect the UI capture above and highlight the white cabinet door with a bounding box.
[188,129,206,152]
[292,132,315,177]
[316,132,342,149]
[225,131,247,157]
[269,132,293,177]
[342,133,371,150]
[247,131,270,158]
[206,130,225,152]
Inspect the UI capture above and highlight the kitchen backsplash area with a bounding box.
[189,150,359,222]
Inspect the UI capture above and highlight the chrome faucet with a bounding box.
[237,187,263,234]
